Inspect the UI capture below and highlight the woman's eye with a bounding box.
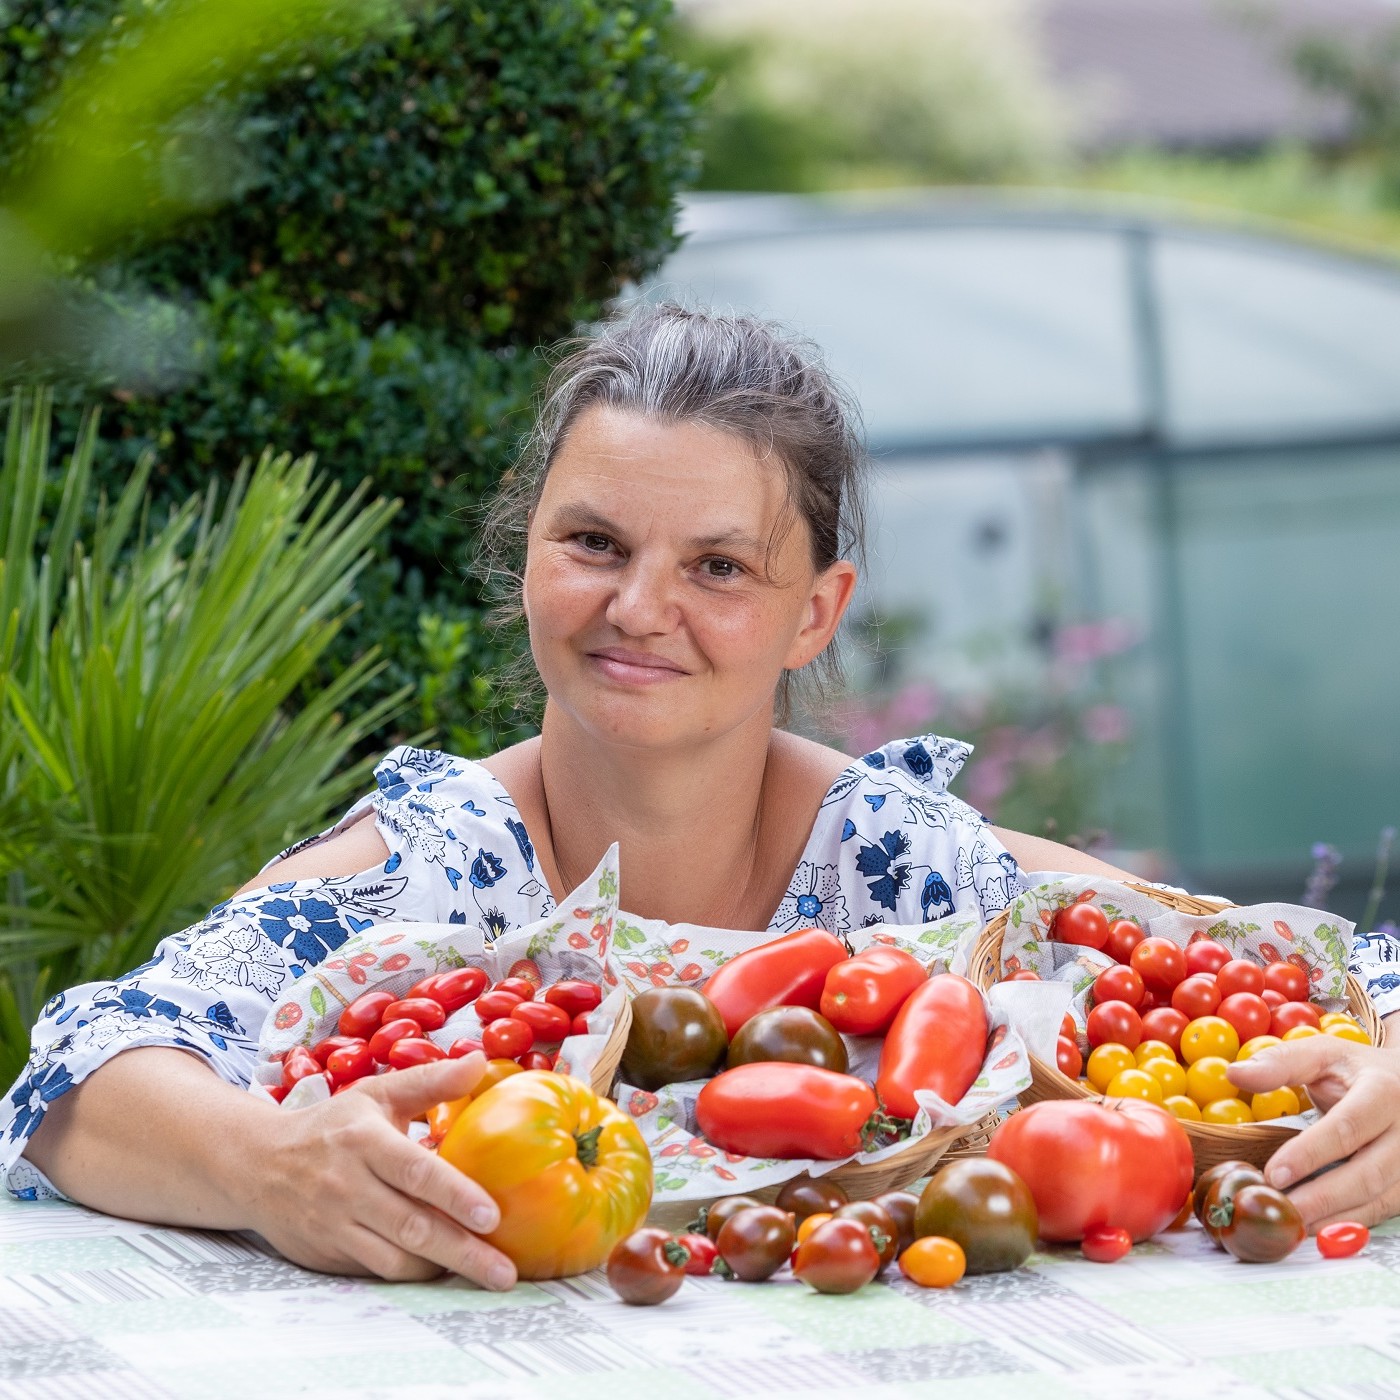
[703,557,739,579]
[578,533,612,553]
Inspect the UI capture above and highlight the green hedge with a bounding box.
[0,0,702,751]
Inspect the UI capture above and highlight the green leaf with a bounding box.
[309,985,327,1018]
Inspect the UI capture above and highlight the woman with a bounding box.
[7,305,1399,1288]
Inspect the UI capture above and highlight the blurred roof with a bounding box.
[1033,0,1394,151]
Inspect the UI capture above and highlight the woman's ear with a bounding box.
[784,559,858,671]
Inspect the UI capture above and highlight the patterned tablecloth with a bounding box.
[5,1191,1400,1400]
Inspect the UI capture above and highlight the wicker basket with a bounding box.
[585,995,631,1097]
[967,882,1385,1176]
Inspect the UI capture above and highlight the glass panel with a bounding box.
[655,226,1144,447]
[1157,235,1400,443]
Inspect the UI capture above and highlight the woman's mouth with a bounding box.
[586,647,689,684]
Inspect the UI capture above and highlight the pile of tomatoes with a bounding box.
[1014,901,1369,1124]
[266,967,604,1102]
[620,927,991,1161]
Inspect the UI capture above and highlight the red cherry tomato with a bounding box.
[1081,1226,1132,1263]
[1086,1000,1143,1051]
[1216,959,1265,999]
[387,1037,447,1069]
[1104,919,1146,964]
[675,1231,720,1276]
[309,1034,366,1067]
[1262,989,1287,1011]
[447,1037,483,1059]
[1263,962,1310,1003]
[1056,1035,1083,1078]
[518,1050,555,1072]
[1140,1007,1188,1056]
[1218,992,1272,1043]
[792,1217,882,1294]
[1317,1221,1369,1259]
[338,990,397,1040]
[368,1017,423,1063]
[1270,1000,1323,1037]
[381,997,448,1033]
[570,1011,593,1036]
[1053,903,1109,951]
[482,1018,535,1059]
[509,1000,573,1043]
[543,979,605,1018]
[606,1228,688,1305]
[1130,938,1187,994]
[474,988,525,1023]
[325,1041,375,1087]
[1184,939,1231,977]
[412,966,489,1013]
[1003,970,1042,982]
[266,1083,290,1104]
[1060,1012,1077,1041]
[1171,974,1220,1020]
[282,1047,323,1087]
[1092,965,1145,1010]
[495,977,537,1002]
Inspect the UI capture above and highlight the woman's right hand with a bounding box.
[240,1052,518,1289]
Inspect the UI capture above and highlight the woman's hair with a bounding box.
[476,300,870,723]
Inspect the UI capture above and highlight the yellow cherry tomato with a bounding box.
[1295,1085,1314,1111]
[1086,1043,1137,1093]
[1318,1013,1357,1030]
[1325,1022,1371,1044]
[1135,1040,1177,1067]
[1180,1017,1240,1065]
[1105,1067,1165,1102]
[1140,1056,1186,1098]
[1202,1098,1254,1125]
[1283,1025,1320,1041]
[1250,1086,1301,1121]
[796,1212,833,1246]
[899,1235,966,1288]
[474,1057,527,1096]
[1185,1055,1238,1106]
[1163,1094,1202,1121]
[1236,1034,1282,1061]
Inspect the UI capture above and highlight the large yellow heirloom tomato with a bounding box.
[438,1071,652,1279]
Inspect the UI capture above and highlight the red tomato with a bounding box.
[696,1063,880,1158]
[338,990,397,1040]
[368,1017,423,1063]
[266,1084,290,1103]
[309,1034,365,1067]
[1053,903,1109,951]
[1086,1000,1143,1051]
[421,966,490,1013]
[1261,989,1287,1011]
[1216,959,1265,999]
[1184,939,1232,977]
[1263,962,1310,1003]
[388,1037,447,1069]
[474,988,525,1023]
[1171,975,1220,1020]
[876,973,988,1118]
[607,1227,688,1305]
[482,1018,535,1059]
[1104,919,1146,964]
[1056,1035,1083,1078]
[792,1217,881,1294]
[448,1037,483,1059]
[1270,1000,1322,1037]
[510,1001,572,1043]
[1092,965,1145,1010]
[1060,1012,1078,1041]
[543,980,604,1018]
[325,1041,375,1087]
[821,946,927,1036]
[987,1098,1193,1242]
[282,1047,323,1086]
[1130,938,1187,994]
[518,1050,554,1072]
[1081,1226,1132,1263]
[1217,992,1272,1043]
[1317,1221,1369,1259]
[382,997,448,1033]
[495,977,537,1002]
[702,927,850,1039]
[675,1231,719,1275]
[1140,1007,1188,1056]
[570,1011,593,1036]
[1003,970,1041,982]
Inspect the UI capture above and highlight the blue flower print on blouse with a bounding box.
[7,1061,72,1143]
[772,862,850,934]
[856,830,913,912]
[469,849,505,890]
[257,894,347,966]
[505,817,535,873]
[921,869,955,921]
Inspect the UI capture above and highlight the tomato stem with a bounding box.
[663,1238,691,1269]
[1206,1201,1235,1230]
[574,1125,604,1169]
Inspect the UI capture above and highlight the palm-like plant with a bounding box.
[0,389,406,1082]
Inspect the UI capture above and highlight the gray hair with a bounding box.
[476,301,870,724]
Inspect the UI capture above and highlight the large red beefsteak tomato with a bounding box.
[986,1098,1193,1242]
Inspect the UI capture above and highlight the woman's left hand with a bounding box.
[1228,1033,1400,1229]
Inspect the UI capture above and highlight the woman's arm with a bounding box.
[991,826,1141,883]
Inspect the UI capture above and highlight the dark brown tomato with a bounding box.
[621,988,729,1091]
[834,1200,898,1269]
[606,1228,689,1305]
[1193,1160,1260,1230]
[1217,1184,1305,1263]
[1201,1165,1267,1245]
[914,1159,1038,1275]
[716,1206,797,1281]
[726,1007,849,1074]
[701,1194,765,1242]
[792,1218,881,1294]
[872,1191,921,1255]
[775,1174,850,1222]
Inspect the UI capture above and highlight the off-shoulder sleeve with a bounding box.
[1349,927,1400,1019]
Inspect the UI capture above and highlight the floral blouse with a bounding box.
[2,734,1028,1199]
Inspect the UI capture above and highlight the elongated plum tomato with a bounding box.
[1053,902,1109,950]
[876,973,988,1118]
[338,990,396,1040]
[1081,1226,1132,1263]
[701,927,849,1040]
[987,1098,1192,1242]
[819,945,927,1036]
[1056,1035,1083,1079]
[606,1227,688,1305]
[695,1063,880,1158]
[543,979,604,1018]
[438,1071,651,1279]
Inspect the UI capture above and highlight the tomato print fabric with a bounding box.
[1,734,1029,1199]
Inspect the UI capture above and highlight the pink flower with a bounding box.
[1082,704,1131,745]
[1054,618,1138,667]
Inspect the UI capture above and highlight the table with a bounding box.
[5,1191,1400,1400]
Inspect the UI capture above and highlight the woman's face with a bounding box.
[523,406,856,752]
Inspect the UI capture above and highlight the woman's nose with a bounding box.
[604,557,678,635]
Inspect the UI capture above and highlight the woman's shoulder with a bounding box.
[817,733,980,820]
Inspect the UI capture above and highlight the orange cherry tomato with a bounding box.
[898,1235,966,1287]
